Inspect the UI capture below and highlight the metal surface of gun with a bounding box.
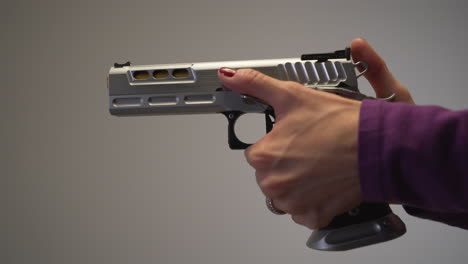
[107,48,406,251]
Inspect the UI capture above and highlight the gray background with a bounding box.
[4,0,468,263]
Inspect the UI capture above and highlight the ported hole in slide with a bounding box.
[172,69,190,78]
[153,70,169,79]
[132,71,150,80]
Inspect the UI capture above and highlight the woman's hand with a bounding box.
[217,38,413,229]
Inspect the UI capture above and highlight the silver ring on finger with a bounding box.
[265,197,286,215]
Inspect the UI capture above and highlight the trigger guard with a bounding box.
[223,111,252,150]
[223,110,276,150]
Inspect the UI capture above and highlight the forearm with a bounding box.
[359,100,468,216]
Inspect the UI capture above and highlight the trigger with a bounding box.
[265,108,276,133]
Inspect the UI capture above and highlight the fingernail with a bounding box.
[219,67,236,77]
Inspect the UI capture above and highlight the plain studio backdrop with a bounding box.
[4,0,468,263]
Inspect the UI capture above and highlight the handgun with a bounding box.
[107,47,406,251]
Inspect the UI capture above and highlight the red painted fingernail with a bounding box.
[219,67,236,77]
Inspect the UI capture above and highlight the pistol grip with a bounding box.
[307,203,406,251]
[223,111,406,250]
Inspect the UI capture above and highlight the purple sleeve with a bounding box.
[358,99,468,228]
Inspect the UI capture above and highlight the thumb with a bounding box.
[351,38,404,99]
[218,67,294,110]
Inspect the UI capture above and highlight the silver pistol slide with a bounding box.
[107,47,406,251]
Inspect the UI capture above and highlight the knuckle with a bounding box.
[245,147,274,170]
[238,69,264,86]
[259,177,289,198]
[296,205,326,229]
[306,209,333,229]
[291,215,305,225]
[291,213,324,229]
[316,215,333,229]
[305,214,322,229]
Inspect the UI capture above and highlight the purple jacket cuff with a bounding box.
[358,99,468,221]
[358,99,386,202]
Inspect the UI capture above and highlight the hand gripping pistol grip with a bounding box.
[225,109,406,251]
